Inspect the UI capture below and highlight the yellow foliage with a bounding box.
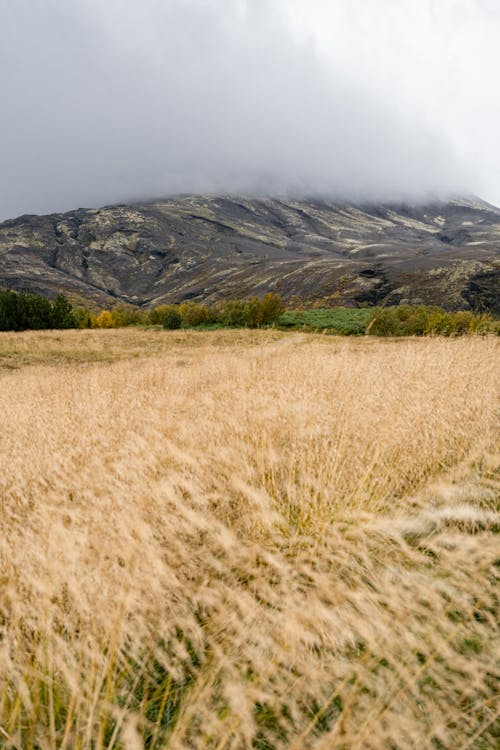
[95,310,114,328]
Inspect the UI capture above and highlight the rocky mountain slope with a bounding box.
[0,195,498,312]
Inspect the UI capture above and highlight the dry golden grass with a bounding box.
[0,327,284,369]
[0,329,498,749]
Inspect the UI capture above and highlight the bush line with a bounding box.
[1,289,498,335]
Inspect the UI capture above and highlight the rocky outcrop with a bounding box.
[0,195,498,311]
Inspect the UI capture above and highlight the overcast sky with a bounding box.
[1,0,499,220]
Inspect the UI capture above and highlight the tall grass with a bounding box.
[0,330,498,749]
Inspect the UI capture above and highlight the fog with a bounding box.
[1,0,498,220]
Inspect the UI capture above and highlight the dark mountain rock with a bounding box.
[0,195,498,311]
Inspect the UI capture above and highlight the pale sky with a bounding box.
[0,0,499,220]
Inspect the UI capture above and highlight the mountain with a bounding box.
[0,195,498,312]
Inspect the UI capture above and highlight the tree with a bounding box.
[51,294,75,329]
[0,291,19,330]
[260,293,285,324]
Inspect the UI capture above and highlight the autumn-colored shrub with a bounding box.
[75,299,498,336]
[217,293,285,328]
[179,301,212,326]
[95,310,114,328]
[146,305,177,327]
[72,308,94,328]
[367,305,497,336]
[109,306,147,327]
[260,292,285,323]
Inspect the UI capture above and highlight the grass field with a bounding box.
[0,329,498,749]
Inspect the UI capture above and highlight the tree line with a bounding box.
[0,290,285,331]
[0,290,75,331]
[0,289,497,335]
[74,294,285,329]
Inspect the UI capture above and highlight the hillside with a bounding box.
[0,194,499,311]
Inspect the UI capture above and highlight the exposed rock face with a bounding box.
[0,194,498,311]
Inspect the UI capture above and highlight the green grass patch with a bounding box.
[277,308,373,335]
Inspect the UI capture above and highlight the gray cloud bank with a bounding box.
[0,0,483,220]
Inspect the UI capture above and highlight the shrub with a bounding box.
[451,311,475,335]
[73,308,94,328]
[179,301,211,327]
[217,294,285,328]
[109,307,127,328]
[108,306,147,328]
[367,305,498,337]
[260,293,285,324]
[472,314,500,335]
[161,306,182,330]
[147,307,162,325]
[218,299,250,327]
[366,307,406,336]
[243,297,265,327]
[95,310,114,329]
[423,309,454,335]
[148,305,180,327]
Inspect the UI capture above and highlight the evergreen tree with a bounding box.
[0,289,76,330]
[51,294,75,328]
[0,291,19,330]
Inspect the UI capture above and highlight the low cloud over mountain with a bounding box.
[3,1,499,220]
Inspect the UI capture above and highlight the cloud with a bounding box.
[0,0,490,220]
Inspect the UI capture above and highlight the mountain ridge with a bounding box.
[0,194,498,312]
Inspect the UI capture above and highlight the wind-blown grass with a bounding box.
[0,330,498,749]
